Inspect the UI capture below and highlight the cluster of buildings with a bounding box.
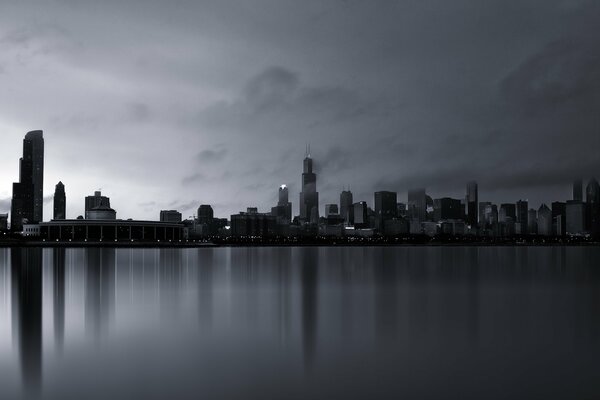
[1,131,599,241]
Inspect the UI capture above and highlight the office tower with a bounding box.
[433,198,462,221]
[160,210,182,223]
[324,204,339,217]
[375,191,397,220]
[586,178,600,235]
[573,180,583,201]
[499,203,516,222]
[478,202,492,227]
[483,204,498,226]
[273,184,292,223]
[340,190,353,225]
[353,201,368,228]
[551,201,566,236]
[466,181,478,226]
[516,200,528,234]
[528,208,537,234]
[408,188,427,222]
[85,191,111,219]
[11,131,44,230]
[53,181,66,220]
[566,200,586,235]
[537,204,552,236]
[299,149,319,222]
[197,205,214,224]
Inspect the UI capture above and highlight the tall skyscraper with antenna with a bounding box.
[299,145,319,222]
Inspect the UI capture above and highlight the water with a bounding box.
[0,246,599,399]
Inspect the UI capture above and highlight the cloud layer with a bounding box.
[0,0,599,220]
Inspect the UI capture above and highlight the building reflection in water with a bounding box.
[85,248,115,341]
[300,247,318,370]
[11,248,43,397]
[197,248,215,331]
[53,248,66,353]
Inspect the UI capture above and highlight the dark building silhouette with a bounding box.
[566,200,586,235]
[53,181,66,220]
[499,203,516,222]
[478,201,491,227]
[516,200,528,234]
[353,201,368,228]
[537,204,552,236]
[0,213,8,231]
[586,178,600,235]
[433,197,462,221]
[299,149,319,223]
[197,204,214,224]
[85,191,111,219]
[408,188,427,222]
[573,180,583,202]
[339,190,353,225]
[375,191,397,222]
[230,208,276,236]
[466,181,478,226]
[271,185,292,224]
[552,201,566,236]
[324,204,339,217]
[160,210,182,222]
[11,130,44,231]
[528,208,538,234]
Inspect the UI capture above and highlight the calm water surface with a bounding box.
[0,246,599,399]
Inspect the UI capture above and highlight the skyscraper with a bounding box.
[374,191,397,220]
[586,178,600,235]
[537,204,552,236]
[11,130,44,231]
[466,181,478,226]
[339,190,353,225]
[53,182,66,220]
[573,180,583,201]
[408,188,427,222]
[516,200,528,234]
[299,149,319,222]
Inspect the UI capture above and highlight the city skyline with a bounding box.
[1,1,600,220]
[0,130,599,224]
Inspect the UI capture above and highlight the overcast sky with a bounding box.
[1,0,599,220]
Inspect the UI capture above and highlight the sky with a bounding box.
[0,0,599,221]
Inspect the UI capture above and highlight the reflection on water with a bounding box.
[0,246,600,399]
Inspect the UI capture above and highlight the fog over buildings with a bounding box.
[1,1,600,220]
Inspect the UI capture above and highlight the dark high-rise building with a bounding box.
[353,201,368,228]
[528,208,537,234]
[197,205,214,224]
[551,201,566,236]
[299,150,319,222]
[478,202,491,227]
[324,204,339,217]
[573,180,583,201]
[408,188,427,222]
[340,190,353,225]
[566,200,586,235]
[374,191,397,220]
[160,210,182,223]
[516,200,528,234]
[85,191,111,219]
[11,131,44,231]
[499,203,516,222]
[433,197,462,221]
[537,204,552,236]
[586,178,600,235]
[53,182,66,220]
[271,184,292,224]
[466,181,478,226]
